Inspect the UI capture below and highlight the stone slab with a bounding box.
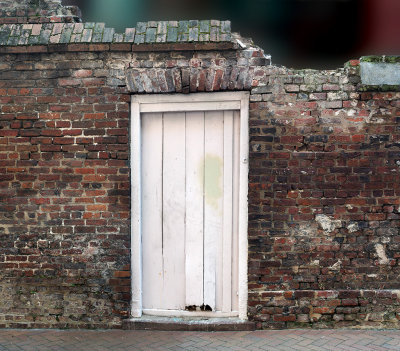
[122,316,256,331]
[360,62,400,85]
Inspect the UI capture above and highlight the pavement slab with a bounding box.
[0,329,400,351]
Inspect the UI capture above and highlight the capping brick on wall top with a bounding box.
[0,20,232,47]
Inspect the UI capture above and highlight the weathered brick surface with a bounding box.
[247,61,400,329]
[0,21,233,48]
[0,47,253,328]
[1,0,400,330]
[0,51,131,328]
[1,43,399,329]
[0,0,81,24]
[0,1,231,46]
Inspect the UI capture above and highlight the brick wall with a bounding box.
[1,7,400,328]
[0,51,132,328]
[0,47,254,328]
[247,60,400,328]
[0,0,81,24]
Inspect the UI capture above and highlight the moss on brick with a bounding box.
[361,55,400,63]
[0,20,232,47]
[358,84,400,92]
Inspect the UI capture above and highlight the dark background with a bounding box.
[62,0,400,69]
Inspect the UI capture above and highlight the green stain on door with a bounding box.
[202,153,223,210]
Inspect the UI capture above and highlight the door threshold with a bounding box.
[122,315,255,331]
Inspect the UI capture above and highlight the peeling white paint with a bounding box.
[293,223,315,236]
[251,144,260,152]
[315,214,342,233]
[329,260,342,271]
[381,237,390,244]
[366,113,384,124]
[347,109,356,117]
[236,39,246,49]
[375,244,390,265]
[347,223,359,233]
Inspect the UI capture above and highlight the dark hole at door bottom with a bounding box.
[185,304,213,312]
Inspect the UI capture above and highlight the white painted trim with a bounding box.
[143,309,238,318]
[132,92,247,104]
[238,94,249,320]
[131,101,142,318]
[130,92,249,320]
[140,101,241,113]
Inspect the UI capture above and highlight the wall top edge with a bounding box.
[0,20,233,48]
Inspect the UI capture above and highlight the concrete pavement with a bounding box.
[0,329,400,350]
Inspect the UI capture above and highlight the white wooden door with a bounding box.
[141,110,240,315]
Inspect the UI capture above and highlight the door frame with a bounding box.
[130,91,249,319]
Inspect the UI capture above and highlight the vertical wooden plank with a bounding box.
[222,110,234,313]
[162,112,186,310]
[141,113,163,310]
[203,111,224,311]
[185,112,205,307]
[231,110,240,312]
